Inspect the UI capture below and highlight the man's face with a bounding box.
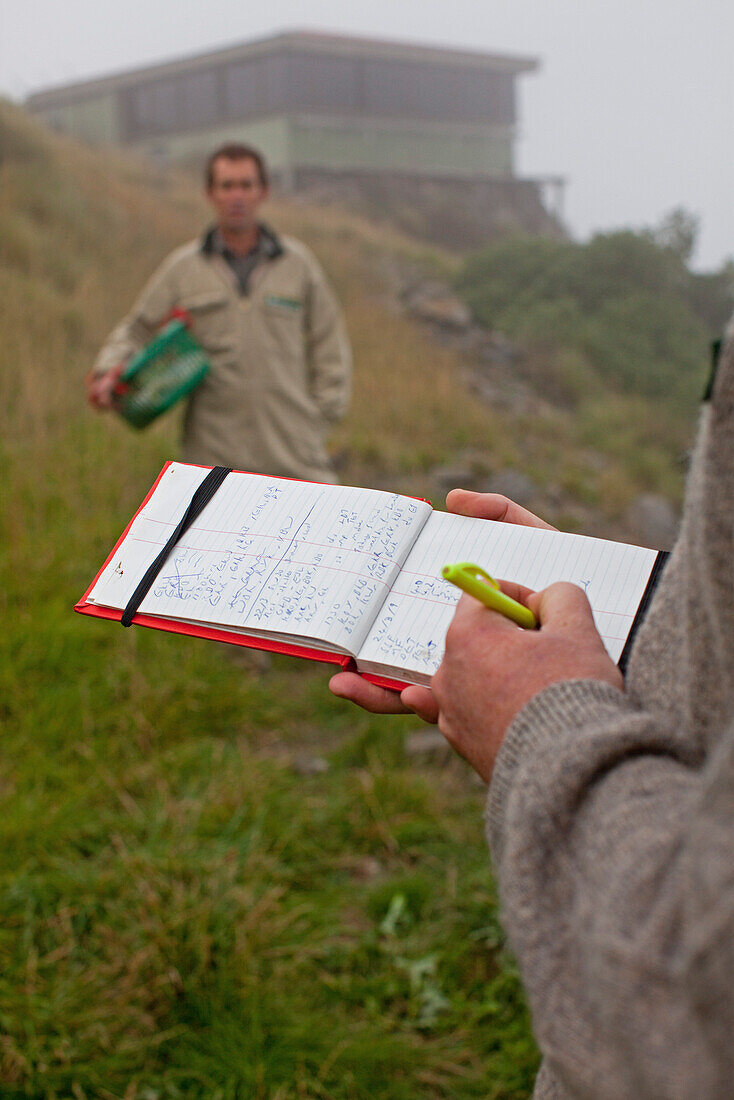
[207,156,268,233]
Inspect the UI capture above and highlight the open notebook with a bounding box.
[76,462,666,689]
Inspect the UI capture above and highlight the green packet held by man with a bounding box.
[112,311,211,429]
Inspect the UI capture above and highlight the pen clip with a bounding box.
[441,561,538,630]
[443,562,499,591]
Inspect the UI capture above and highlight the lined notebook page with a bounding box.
[88,463,431,654]
[357,510,658,685]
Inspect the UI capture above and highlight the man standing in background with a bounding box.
[87,143,352,483]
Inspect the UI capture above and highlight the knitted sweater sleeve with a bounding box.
[486,341,734,1100]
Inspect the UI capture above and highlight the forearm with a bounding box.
[305,271,352,422]
[488,681,733,1099]
[93,314,155,375]
[309,331,352,422]
[93,255,179,376]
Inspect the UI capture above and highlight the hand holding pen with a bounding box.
[432,578,622,782]
[329,490,622,782]
[442,562,538,629]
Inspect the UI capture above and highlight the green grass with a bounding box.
[0,128,539,1082]
[1,420,539,1100]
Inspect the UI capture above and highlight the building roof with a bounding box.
[27,28,539,107]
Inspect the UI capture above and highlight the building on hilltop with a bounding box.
[26,30,565,248]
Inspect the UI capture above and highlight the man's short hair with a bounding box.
[205,143,269,190]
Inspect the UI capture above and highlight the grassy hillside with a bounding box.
[1,101,539,1098]
[2,97,722,1097]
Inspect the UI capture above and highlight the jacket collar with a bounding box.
[200,223,284,260]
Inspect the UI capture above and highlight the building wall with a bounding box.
[121,113,513,179]
[289,116,513,177]
[130,116,293,172]
[40,93,120,145]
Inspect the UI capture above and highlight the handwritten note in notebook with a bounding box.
[357,510,660,683]
[78,462,663,688]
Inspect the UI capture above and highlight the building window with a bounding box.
[117,49,518,140]
[360,59,514,123]
[224,57,267,117]
[120,66,223,138]
[288,53,358,112]
[123,77,178,137]
[179,69,220,128]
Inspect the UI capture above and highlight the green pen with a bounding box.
[442,562,538,630]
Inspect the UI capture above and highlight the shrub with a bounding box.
[455,225,727,413]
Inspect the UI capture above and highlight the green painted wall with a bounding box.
[131,117,292,170]
[289,116,514,177]
[131,115,513,178]
[37,95,120,145]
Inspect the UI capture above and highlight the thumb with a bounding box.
[528,582,598,634]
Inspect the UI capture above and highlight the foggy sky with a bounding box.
[1,0,732,271]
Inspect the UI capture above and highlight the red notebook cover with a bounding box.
[74,461,412,693]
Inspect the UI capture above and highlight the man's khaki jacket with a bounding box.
[94,227,352,483]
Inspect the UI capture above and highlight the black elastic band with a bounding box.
[121,465,232,627]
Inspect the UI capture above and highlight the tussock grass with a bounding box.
[1,101,539,1097]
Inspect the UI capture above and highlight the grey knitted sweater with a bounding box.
[487,335,734,1100]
